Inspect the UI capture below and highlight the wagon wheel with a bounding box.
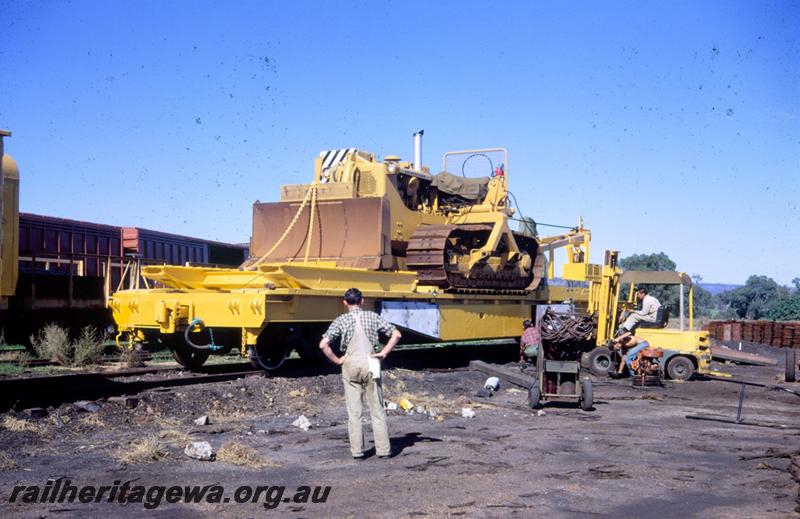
[249,326,296,371]
[160,334,210,370]
[528,385,541,409]
[587,347,613,377]
[580,380,594,411]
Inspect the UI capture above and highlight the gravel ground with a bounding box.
[0,343,798,518]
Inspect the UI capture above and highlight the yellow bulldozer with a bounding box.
[243,132,543,292]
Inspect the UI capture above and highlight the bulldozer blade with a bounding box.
[249,197,392,269]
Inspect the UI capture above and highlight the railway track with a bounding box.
[0,362,261,412]
[0,353,160,368]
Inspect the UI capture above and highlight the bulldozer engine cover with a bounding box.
[250,197,392,269]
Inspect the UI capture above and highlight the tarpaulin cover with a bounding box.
[431,171,490,201]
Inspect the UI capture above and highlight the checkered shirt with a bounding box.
[520,326,541,348]
[322,308,397,353]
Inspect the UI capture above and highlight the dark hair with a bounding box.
[636,287,648,295]
[523,319,533,328]
[344,288,363,305]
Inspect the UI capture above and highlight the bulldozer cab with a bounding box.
[439,149,509,213]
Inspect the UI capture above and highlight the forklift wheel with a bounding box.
[666,356,695,381]
[786,349,797,383]
[587,347,613,377]
[580,380,594,411]
[528,385,541,409]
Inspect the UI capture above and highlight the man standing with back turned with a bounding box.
[319,288,402,459]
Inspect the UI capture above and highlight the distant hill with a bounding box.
[699,283,741,295]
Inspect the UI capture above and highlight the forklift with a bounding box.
[582,271,712,381]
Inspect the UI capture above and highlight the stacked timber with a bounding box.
[706,320,800,348]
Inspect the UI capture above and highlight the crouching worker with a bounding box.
[610,332,650,378]
[520,319,541,363]
[319,288,402,459]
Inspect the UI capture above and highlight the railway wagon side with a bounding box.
[122,226,247,267]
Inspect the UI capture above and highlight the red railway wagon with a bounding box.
[5,214,128,343]
[19,213,122,275]
[17,213,126,304]
[4,214,247,344]
[122,227,209,265]
[121,227,247,266]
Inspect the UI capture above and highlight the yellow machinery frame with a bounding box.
[111,227,596,355]
[108,142,708,375]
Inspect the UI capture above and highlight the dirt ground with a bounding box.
[0,343,798,518]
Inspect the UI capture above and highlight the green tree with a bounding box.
[619,252,677,307]
[692,283,714,318]
[726,275,784,319]
[620,252,677,272]
[767,296,800,321]
[619,252,712,317]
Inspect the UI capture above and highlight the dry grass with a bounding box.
[0,350,32,363]
[217,441,279,469]
[0,451,17,470]
[1,415,40,433]
[29,323,70,364]
[209,408,253,424]
[119,347,146,368]
[80,414,105,429]
[151,414,182,429]
[29,324,106,367]
[159,429,191,446]
[72,326,107,366]
[49,414,72,427]
[115,436,168,464]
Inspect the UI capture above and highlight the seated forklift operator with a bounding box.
[617,287,661,335]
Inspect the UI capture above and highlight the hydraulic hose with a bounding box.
[184,318,222,351]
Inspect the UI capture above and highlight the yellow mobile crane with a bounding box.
[109,132,709,378]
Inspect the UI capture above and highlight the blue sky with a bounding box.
[1,1,798,284]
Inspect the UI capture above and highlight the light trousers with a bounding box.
[342,368,390,457]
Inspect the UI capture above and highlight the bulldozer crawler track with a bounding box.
[406,224,457,287]
[406,224,537,292]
